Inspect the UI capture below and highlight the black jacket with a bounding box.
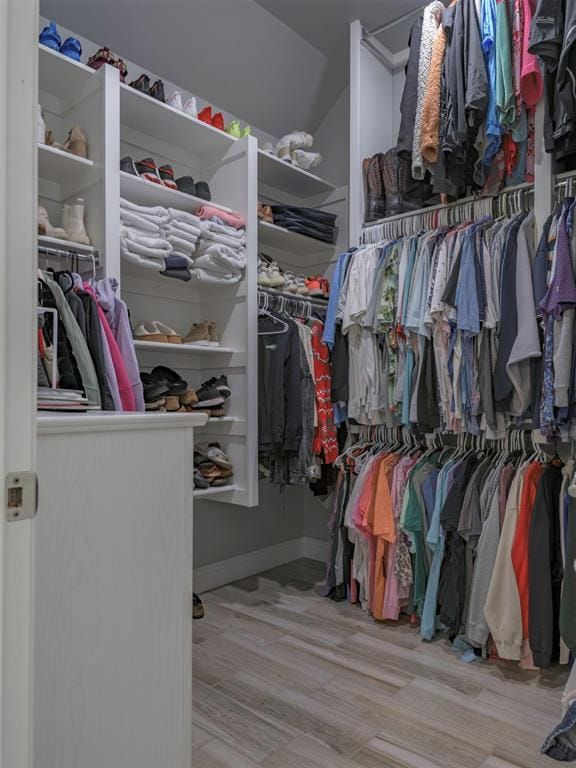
[397,14,424,158]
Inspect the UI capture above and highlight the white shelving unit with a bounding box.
[258,219,335,261]
[38,143,94,185]
[258,149,336,197]
[133,340,236,354]
[119,170,234,214]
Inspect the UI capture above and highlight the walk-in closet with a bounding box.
[0,1,575,766]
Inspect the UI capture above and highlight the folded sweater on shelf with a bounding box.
[167,208,202,227]
[197,205,245,229]
[194,242,247,271]
[165,220,201,238]
[120,234,173,260]
[120,209,163,234]
[121,227,172,251]
[200,219,245,240]
[120,241,163,271]
[189,266,243,285]
[198,229,246,250]
[166,234,197,255]
[120,198,170,226]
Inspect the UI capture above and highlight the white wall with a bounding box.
[313,86,349,189]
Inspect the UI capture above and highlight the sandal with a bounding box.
[135,321,181,344]
[195,442,233,470]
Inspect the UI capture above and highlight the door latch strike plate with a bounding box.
[5,472,37,521]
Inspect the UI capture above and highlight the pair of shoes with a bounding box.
[257,203,273,223]
[39,21,82,61]
[283,272,309,295]
[129,74,165,102]
[86,47,128,82]
[44,124,88,158]
[140,366,198,412]
[38,199,90,245]
[167,92,198,118]
[120,156,178,189]
[225,120,251,139]
[191,376,231,415]
[306,275,329,298]
[194,442,234,486]
[171,175,211,201]
[134,321,182,344]
[193,593,204,619]
[258,257,285,288]
[183,320,219,346]
[198,106,225,131]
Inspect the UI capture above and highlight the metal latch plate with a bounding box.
[5,472,37,521]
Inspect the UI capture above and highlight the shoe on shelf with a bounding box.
[120,156,138,175]
[208,321,219,347]
[205,375,231,398]
[135,157,162,184]
[158,164,178,190]
[129,73,151,95]
[44,130,55,146]
[167,91,183,111]
[180,389,199,406]
[193,470,210,490]
[257,203,273,223]
[193,404,226,417]
[192,383,225,409]
[184,97,198,118]
[305,276,324,297]
[292,149,322,171]
[140,372,169,403]
[241,125,251,137]
[194,181,211,201]
[196,442,233,470]
[38,105,46,145]
[295,275,309,295]
[267,261,285,288]
[226,120,242,138]
[150,79,165,102]
[258,258,272,287]
[150,365,188,395]
[38,205,68,240]
[175,176,196,196]
[63,125,88,158]
[183,320,212,346]
[212,112,225,131]
[198,106,213,125]
[62,198,91,245]
[135,321,181,344]
[39,21,61,51]
[320,276,330,298]
[87,48,128,82]
[283,271,297,293]
[60,36,82,61]
[145,398,166,411]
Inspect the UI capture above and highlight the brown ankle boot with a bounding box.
[363,153,386,222]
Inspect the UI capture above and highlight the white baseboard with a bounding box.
[193,536,328,593]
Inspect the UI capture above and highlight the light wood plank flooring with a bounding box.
[192,558,567,768]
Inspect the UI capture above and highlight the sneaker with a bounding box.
[320,276,330,298]
[120,155,138,175]
[194,181,211,201]
[212,112,225,131]
[193,471,210,490]
[140,372,169,403]
[60,37,82,61]
[208,321,219,347]
[129,74,151,95]
[192,385,225,409]
[205,375,231,398]
[158,164,178,190]
[184,98,198,118]
[241,125,252,137]
[150,79,165,102]
[196,442,233,469]
[175,176,196,196]
[183,320,211,346]
[167,91,183,111]
[295,275,309,295]
[193,593,205,618]
[39,21,61,51]
[135,157,162,184]
[226,120,242,138]
[283,271,297,293]
[267,261,285,288]
[305,276,324,297]
[198,106,213,125]
[258,259,272,287]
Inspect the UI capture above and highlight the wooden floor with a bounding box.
[192,558,567,768]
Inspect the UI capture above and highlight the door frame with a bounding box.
[0,1,39,765]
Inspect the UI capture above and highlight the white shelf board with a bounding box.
[258,220,335,257]
[38,143,94,186]
[120,83,236,158]
[39,44,95,104]
[258,150,336,198]
[38,234,95,255]
[120,171,233,213]
[193,484,238,498]
[134,340,235,354]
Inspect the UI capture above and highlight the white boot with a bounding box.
[63,198,91,245]
[291,149,322,170]
[38,105,46,145]
[38,205,68,239]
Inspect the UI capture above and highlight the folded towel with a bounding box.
[167,208,201,227]
[164,225,200,244]
[165,220,202,238]
[121,197,169,219]
[120,242,162,272]
[166,235,197,254]
[120,235,173,260]
[200,220,246,240]
[193,256,242,279]
[195,242,246,266]
[120,209,162,234]
[189,267,242,284]
[198,230,246,250]
[197,205,245,229]
[121,227,172,251]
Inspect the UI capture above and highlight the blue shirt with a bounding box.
[322,249,353,349]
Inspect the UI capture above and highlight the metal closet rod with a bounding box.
[363,6,423,40]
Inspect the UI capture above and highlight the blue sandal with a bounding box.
[39,20,61,52]
[60,36,82,61]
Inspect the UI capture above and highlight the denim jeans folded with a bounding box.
[541,702,576,761]
[273,214,336,237]
[271,204,337,226]
[274,222,336,244]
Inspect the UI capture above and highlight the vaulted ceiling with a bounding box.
[40,0,420,135]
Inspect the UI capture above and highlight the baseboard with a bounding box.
[193,536,328,592]
[301,536,329,562]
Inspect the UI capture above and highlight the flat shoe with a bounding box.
[180,390,199,406]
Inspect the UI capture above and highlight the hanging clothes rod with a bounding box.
[362,6,423,40]
[37,244,100,263]
[258,286,328,311]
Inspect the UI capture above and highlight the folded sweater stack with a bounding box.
[191,207,247,284]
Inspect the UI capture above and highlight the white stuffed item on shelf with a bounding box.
[274,131,321,170]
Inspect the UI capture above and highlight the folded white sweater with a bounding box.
[165,220,201,238]
[121,227,172,251]
[166,234,197,254]
[120,209,163,234]
[201,220,246,240]
[198,230,246,250]
[121,197,169,219]
[120,241,162,272]
[120,235,173,260]
[167,208,201,227]
[189,267,242,285]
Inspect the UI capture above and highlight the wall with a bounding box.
[313,87,350,189]
[392,68,406,151]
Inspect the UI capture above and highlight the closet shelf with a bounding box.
[120,171,233,214]
[258,150,336,198]
[39,44,94,104]
[38,234,96,256]
[133,340,236,354]
[193,484,239,498]
[258,220,335,258]
[38,143,95,185]
[120,83,236,158]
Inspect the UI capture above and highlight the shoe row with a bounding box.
[140,366,231,417]
[39,20,82,60]
[38,111,89,159]
[197,107,251,138]
[194,443,234,489]
[38,199,91,246]
[121,156,211,201]
[134,320,220,347]
[257,256,329,298]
